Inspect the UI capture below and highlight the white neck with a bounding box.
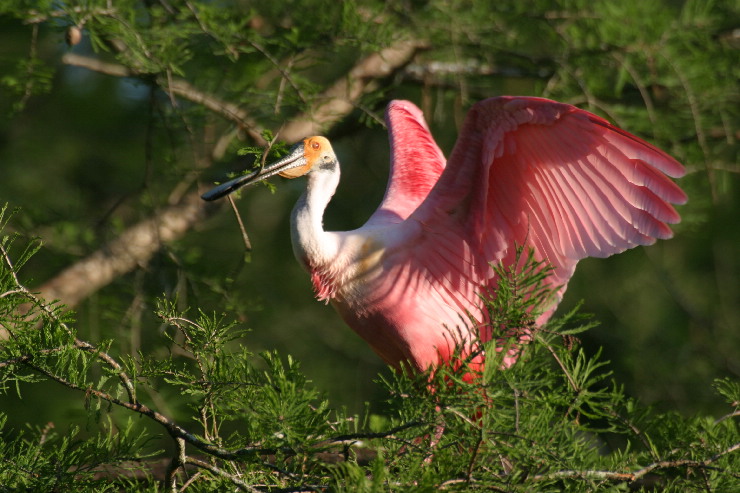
[289,167,341,269]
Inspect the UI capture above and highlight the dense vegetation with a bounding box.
[0,0,737,489]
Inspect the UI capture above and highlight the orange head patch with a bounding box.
[278,136,332,178]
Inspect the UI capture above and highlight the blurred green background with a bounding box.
[0,0,737,433]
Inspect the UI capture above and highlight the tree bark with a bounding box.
[38,193,215,308]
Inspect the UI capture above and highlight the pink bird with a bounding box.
[202,97,686,373]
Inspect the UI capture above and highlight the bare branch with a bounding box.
[39,39,426,311]
[61,53,266,143]
[402,59,552,81]
[531,442,740,484]
[62,53,132,77]
[715,409,740,425]
[23,7,116,25]
[279,39,428,142]
[531,469,635,482]
[631,442,740,481]
[62,39,426,147]
[163,437,186,492]
[36,193,215,309]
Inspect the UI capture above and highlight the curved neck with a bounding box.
[290,168,341,269]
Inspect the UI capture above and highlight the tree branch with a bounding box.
[631,442,740,481]
[279,39,427,142]
[37,193,215,309]
[531,442,740,484]
[38,39,425,310]
[163,437,186,492]
[23,356,288,461]
[62,53,266,144]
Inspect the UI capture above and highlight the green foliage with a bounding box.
[0,0,737,489]
[0,416,155,491]
[0,55,54,113]
[229,129,290,194]
[484,247,556,332]
[0,222,737,490]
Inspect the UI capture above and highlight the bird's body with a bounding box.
[203,96,686,372]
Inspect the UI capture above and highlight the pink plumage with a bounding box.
[203,96,687,373]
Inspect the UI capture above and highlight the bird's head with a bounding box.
[201,136,337,201]
[277,136,336,178]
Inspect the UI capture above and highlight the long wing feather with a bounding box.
[340,97,685,369]
[401,96,686,327]
[365,100,446,226]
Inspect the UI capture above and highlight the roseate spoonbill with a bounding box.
[202,97,686,372]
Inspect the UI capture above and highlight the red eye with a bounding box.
[311,141,320,150]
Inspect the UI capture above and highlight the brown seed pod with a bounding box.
[66,26,82,46]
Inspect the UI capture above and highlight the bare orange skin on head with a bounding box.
[279,136,330,178]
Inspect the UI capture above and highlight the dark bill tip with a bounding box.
[201,172,257,201]
[201,142,306,202]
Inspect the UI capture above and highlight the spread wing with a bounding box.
[399,96,687,326]
[365,100,446,226]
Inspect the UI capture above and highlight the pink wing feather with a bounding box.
[342,97,685,370]
[366,100,446,226]
[392,96,685,336]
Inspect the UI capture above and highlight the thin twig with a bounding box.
[184,0,239,59]
[530,442,740,484]
[532,469,635,482]
[18,24,40,110]
[23,7,116,24]
[631,442,740,480]
[611,52,657,131]
[612,408,663,462]
[323,420,425,444]
[178,471,203,491]
[538,335,578,392]
[220,130,282,253]
[227,195,252,252]
[714,409,740,425]
[250,41,308,106]
[663,54,715,202]
[0,245,275,461]
[186,457,261,492]
[0,288,27,299]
